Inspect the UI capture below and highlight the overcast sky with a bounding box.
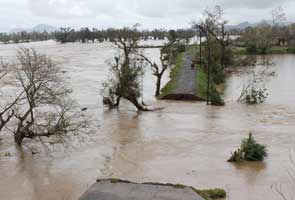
[0,0,294,32]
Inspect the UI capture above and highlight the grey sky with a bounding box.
[0,0,294,32]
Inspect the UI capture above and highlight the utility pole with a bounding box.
[207,41,211,105]
[199,30,202,67]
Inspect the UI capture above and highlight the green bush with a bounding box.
[241,133,267,161]
[176,43,186,53]
[246,44,258,54]
[228,133,267,162]
[287,47,295,54]
[210,86,225,106]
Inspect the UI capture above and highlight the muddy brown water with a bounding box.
[0,41,295,200]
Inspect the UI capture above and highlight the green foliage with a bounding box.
[175,43,186,53]
[193,188,226,200]
[210,85,225,106]
[241,133,268,161]
[102,58,143,105]
[173,184,186,189]
[168,30,177,42]
[55,27,76,43]
[287,46,295,54]
[196,66,208,100]
[211,64,226,85]
[246,44,258,54]
[228,133,268,162]
[159,53,184,98]
[223,47,235,66]
[242,26,272,54]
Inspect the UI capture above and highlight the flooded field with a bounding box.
[0,41,295,200]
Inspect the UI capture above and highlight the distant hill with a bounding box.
[226,20,289,30]
[226,22,252,30]
[33,24,58,32]
[10,24,58,33]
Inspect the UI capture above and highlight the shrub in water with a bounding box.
[210,86,225,106]
[228,133,267,162]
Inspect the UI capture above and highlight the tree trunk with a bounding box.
[0,123,5,132]
[155,76,161,97]
[14,130,25,146]
[126,96,148,111]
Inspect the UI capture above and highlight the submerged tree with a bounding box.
[0,61,19,132]
[102,27,149,111]
[0,48,86,145]
[237,63,274,104]
[55,27,76,43]
[228,133,268,162]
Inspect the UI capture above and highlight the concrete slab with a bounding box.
[79,179,204,200]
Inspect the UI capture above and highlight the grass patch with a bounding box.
[188,44,200,56]
[173,184,186,189]
[196,65,208,100]
[159,52,184,98]
[193,188,226,200]
[269,46,289,54]
[231,46,248,55]
[231,45,291,55]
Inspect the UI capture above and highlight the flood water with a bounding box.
[0,41,295,200]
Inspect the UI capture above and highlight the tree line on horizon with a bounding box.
[0,27,196,44]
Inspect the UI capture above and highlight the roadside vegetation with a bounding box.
[194,188,227,200]
[158,52,184,99]
[0,27,195,45]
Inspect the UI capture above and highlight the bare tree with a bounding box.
[137,33,177,97]
[0,48,86,145]
[0,61,7,79]
[0,61,22,132]
[271,6,287,27]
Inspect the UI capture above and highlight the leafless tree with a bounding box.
[0,61,22,132]
[0,48,87,145]
[137,36,177,97]
[271,6,287,27]
[0,61,7,80]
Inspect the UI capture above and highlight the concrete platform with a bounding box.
[79,179,204,200]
